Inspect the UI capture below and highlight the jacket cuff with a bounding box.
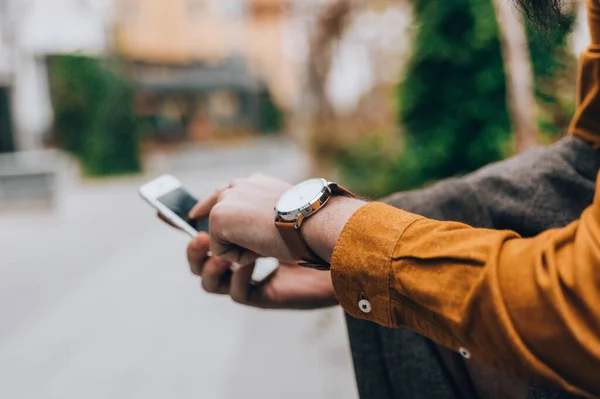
[330,202,423,326]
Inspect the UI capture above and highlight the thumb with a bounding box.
[213,244,260,267]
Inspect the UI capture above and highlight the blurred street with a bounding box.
[0,139,358,399]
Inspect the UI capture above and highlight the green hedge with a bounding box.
[393,0,511,192]
[527,13,577,140]
[48,55,141,176]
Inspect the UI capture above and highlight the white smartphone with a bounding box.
[140,174,278,284]
[140,174,207,237]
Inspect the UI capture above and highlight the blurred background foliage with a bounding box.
[47,55,283,176]
[48,55,141,176]
[0,2,586,396]
[527,13,578,140]
[35,0,578,188]
[336,0,577,198]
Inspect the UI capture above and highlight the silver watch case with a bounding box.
[275,178,336,229]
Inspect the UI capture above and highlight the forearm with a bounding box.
[302,196,366,263]
[327,200,600,397]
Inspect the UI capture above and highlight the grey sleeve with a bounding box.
[382,137,598,234]
[381,176,491,228]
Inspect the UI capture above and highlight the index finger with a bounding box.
[187,232,212,275]
[189,185,227,220]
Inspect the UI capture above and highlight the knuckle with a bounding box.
[189,260,203,276]
[217,188,231,202]
[209,203,233,240]
[209,202,226,222]
[186,252,201,273]
[201,277,216,293]
[190,268,200,277]
[230,292,246,304]
[230,178,245,187]
[186,244,195,261]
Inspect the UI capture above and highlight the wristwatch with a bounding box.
[274,178,355,270]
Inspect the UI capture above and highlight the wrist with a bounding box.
[302,196,367,263]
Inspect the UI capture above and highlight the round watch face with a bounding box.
[276,178,326,214]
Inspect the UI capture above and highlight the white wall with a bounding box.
[0,0,14,85]
[4,0,112,150]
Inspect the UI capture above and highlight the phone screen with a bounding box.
[157,187,209,232]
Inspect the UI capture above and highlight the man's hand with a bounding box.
[189,173,365,265]
[189,174,296,265]
[158,173,365,309]
[187,232,338,309]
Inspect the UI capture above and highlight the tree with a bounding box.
[48,55,141,176]
[301,0,355,176]
[493,0,540,153]
[394,0,512,190]
[334,0,576,198]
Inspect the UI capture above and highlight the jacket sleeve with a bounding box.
[330,174,600,397]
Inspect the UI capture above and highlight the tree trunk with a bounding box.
[492,0,540,153]
[302,0,354,177]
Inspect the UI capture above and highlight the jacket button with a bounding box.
[358,299,372,314]
[459,347,471,359]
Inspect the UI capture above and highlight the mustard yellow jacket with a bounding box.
[331,1,600,397]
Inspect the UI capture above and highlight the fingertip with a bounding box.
[201,255,233,293]
[229,262,256,304]
[189,202,202,219]
[188,233,210,257]
[191,231,209,244]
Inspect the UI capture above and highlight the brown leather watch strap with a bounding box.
[330,183,355,198]
[275,183,356,270]
[275,219,329,269]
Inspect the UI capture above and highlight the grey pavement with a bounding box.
[0,138,358,399]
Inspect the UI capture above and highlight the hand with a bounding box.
[190,173,366,266]
[157,211,338,309]
[187,233,338,309]
[189,174,296,265]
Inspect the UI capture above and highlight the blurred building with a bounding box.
[114,0,298,140]
[0,0,112,151]
[1,0,590,150]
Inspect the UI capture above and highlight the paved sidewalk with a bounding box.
[0,139,358,399]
